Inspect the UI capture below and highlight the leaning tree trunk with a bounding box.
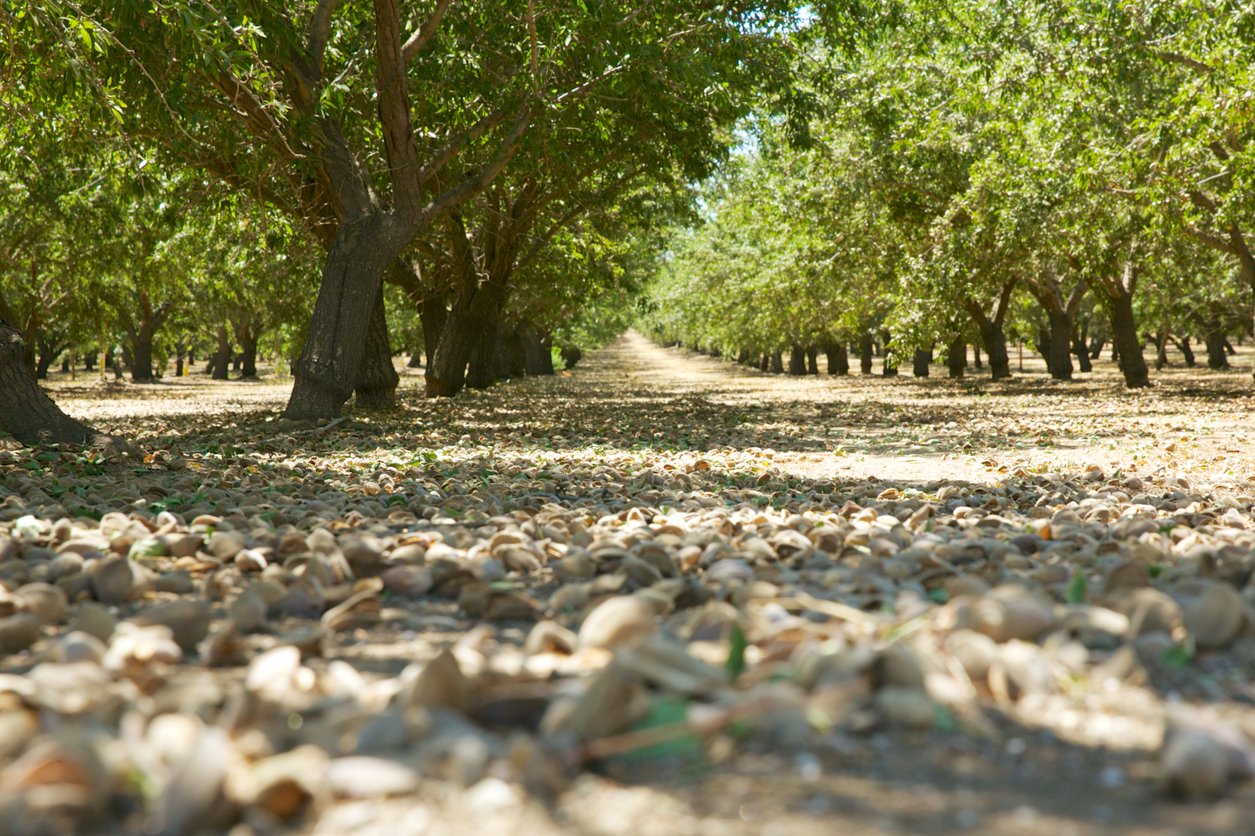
[1174,336,1196,367]
[1107,290,1149,388]
[353,287,400,408]
[286,215,406,419]
[0,315,99,445]
[824,341,849,376]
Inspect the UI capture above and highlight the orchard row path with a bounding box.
[2,333,1254,834]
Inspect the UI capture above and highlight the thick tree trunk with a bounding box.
[286,215,405,419]
[0,316,99,445]
[239,332,259,379]
[769,352,784,374]
[976,319,1010,380]
[559,346,582,370]
[212,325,231,381]
[758,354,769,372]
[912,348,931,378]
[466,318,502,390]
[787,345,807,376]
[129,323,156,383]
[806,346,819,375]
[946,337,965,378]
[824,341,849,376]
[521,327,551,375]
[1108,290,1149,388]
[500,327,527,377]
[419,295,448,370]
[1046,310,1073,381]
[1204,326,1230,370]
[859,333,874,375]
[354,288,400,408]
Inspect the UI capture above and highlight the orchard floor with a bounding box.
[3,333,1255,835]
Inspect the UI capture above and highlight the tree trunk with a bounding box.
[239,331,259,379]
[912,348,931,378]
[353,287,399,408]
[1153,326,1170,371]
[419,295,448,370]
[1108,290,1149,388]
[1174,336,1196,367]
[501,327,527,377]
[806,346,819,375]
[972,343,983,368]
[788,345,807,375]
[560,346,583,370]
[769,352,784,374]
[35,338,62,380]
[859,333,874,375]
[1204,325,1230,370]
[0,315,99,445]
[129,322,156,383]
[1046,310,1073,381]
[945,336,964,378]
[1073,322,1093,373]
[758,354,769,372]
[976,319,1010,380]
[824,341,849,376]
[212,325,231,381]
[521,327,551,375]
[286,215,406,419]
[466,317,502,390]
[881,331,898,377]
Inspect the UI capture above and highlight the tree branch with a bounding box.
[307,0,341,77]
[401,0,455,62]
[373,0,423,215]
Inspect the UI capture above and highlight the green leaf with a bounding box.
[1066,571,1088,605]
[725,622,748,678]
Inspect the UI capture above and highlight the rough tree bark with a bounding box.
[0,314,100,446]
[353,287,400,408]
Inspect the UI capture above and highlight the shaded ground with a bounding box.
[1,333,1254,835]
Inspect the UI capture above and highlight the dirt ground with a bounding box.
[6,333,1255,835]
